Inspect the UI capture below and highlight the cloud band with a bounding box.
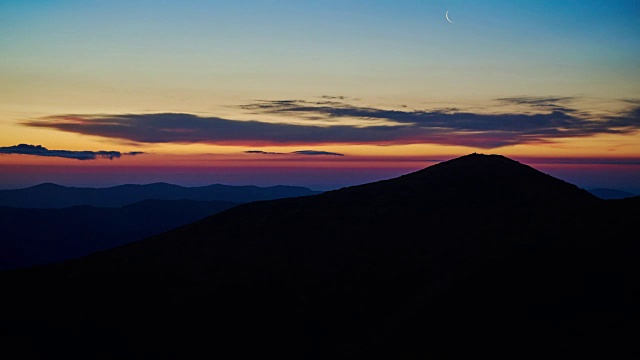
[0,144,143,160]
[22,98,640,149]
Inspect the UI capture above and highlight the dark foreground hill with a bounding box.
[1,154,639,359]
[0,199,238,271]
[0,182,320,208]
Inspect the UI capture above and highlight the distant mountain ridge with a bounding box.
[1,153,638,358]
[0,182,320,208]
[588,187,637,199]
[0,199,238,271]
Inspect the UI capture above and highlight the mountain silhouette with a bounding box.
[0,199,238,271]
[1,154,638,359]
[0,182,320,208]
[588,187,637,199]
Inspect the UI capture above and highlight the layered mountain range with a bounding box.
[0,183,318,271]
[0,182,320,208]
[1,154,638,359]
[0,199,238,270]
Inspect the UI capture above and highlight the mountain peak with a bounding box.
[347,153,599,208]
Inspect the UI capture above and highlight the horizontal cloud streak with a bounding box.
[23,98,640,148]
[0,144,143,160]
[245,150,344,156]
[245,150,285,155]
[292,150,344,156]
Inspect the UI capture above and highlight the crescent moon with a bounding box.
[445,10,453,24]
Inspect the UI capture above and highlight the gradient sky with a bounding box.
[1,0,639,192]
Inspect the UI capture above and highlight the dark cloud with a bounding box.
[0,144,144,160]
[496,96,578,113]
[620,98,640,105]
[622,106,640,122]
[320,95,348,100]
[245,150,285,155]
[23,97,640,149]
[245,150,344,156]
[292,150,344,156]
[496,96,575,106]
[240,98,640,141]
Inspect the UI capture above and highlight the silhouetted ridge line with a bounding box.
[332,153,598,209]
[0,153,636,359]
[0,182,320,208]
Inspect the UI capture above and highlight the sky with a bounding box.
[1,0,639,192]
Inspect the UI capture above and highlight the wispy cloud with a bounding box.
[245,150,344,156]
[496,96,574,106]
[292,150,344,156]
[245,150,285,155]
[0,144,144,160]
[22,97,640,149]
[496,96,579,113]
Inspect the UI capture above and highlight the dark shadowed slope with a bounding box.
[1,154,638,359]
[0,200,238,271]
[0,182,320,208]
